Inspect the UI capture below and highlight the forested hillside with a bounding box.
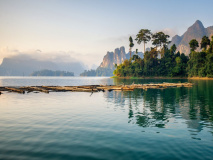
[114,34,213,78]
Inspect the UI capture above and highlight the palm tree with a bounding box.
[135,29,152,53]
[129,36,134,60]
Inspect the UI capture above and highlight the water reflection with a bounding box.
[112,77,188,85]
[104,80,213,137]
[0,76,114,86]
[1,77,213,159]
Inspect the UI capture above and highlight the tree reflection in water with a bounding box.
[104,79,213,136]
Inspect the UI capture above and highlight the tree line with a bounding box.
[31,69,74,76]
[80,68,114,76]
[113,29,213,78]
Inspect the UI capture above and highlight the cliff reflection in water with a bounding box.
[104,79,213,135]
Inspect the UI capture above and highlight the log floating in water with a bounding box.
[5,87,25,94]
[20,86,49,93]
[0,83,193,94]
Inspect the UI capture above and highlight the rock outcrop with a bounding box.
[99,46,143,69]
[170,20,213,55]
[81,47,143,76]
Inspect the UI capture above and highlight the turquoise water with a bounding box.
[0,77,213,160]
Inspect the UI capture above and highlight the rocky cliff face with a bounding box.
[170,20,213,55]
[99,46,143,69]
[206,26,213,36]
[86,46,144,76]
[99,46,126,69]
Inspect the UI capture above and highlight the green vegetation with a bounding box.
[31,69,74,76]
[114,29,213,78]
[201,36,210,51]
[152,32,170,53]
[189,39,199,52]
[80,68,114,77]
[135,29,152,53]
[129,36,134,59]
[113,46,188,77]
[80,69,96,76]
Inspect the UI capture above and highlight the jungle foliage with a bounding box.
[114,32,213,78]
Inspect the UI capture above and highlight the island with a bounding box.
[113,29,213,79]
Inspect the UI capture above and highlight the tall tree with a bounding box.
[136,49,138,54]
[129,36,134,60]
[152,32,170,56]
[209,36,213,53]
[200,36,210,51]
[135,29,152,53]
[206,53,213,77]
[189,39,199,52]
[170,44,177,54]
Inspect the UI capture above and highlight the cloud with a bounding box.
[0,48,78,63]
[0,47,103,69]
[69,51,103,69]
[0,47,19,63]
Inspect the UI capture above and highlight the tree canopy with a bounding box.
[189,39,199,51]
[152,32,170,50]
[113,32,213,78]
[129,36,134,59]
[135,29,152,53]
[201,36,210,51]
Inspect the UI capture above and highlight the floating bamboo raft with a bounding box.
[0,82,193,94]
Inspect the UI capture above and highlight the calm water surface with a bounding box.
[0,77,213,160]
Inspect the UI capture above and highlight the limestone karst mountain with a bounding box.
[170,20,213,55]
[80,46,143,76]
[98,46,143,70]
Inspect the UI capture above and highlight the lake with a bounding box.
[0,77,213,160]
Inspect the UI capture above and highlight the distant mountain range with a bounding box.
[170,20,213,55]
[0,55,85,76]
[81,47,143,76]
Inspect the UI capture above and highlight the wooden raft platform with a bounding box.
[0,83,193,94]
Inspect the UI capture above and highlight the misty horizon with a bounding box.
[1,0,213,69]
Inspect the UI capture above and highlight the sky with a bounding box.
[0,0,213,68]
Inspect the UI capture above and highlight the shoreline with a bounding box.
[188,77,213,80]
[111,76,213,80]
